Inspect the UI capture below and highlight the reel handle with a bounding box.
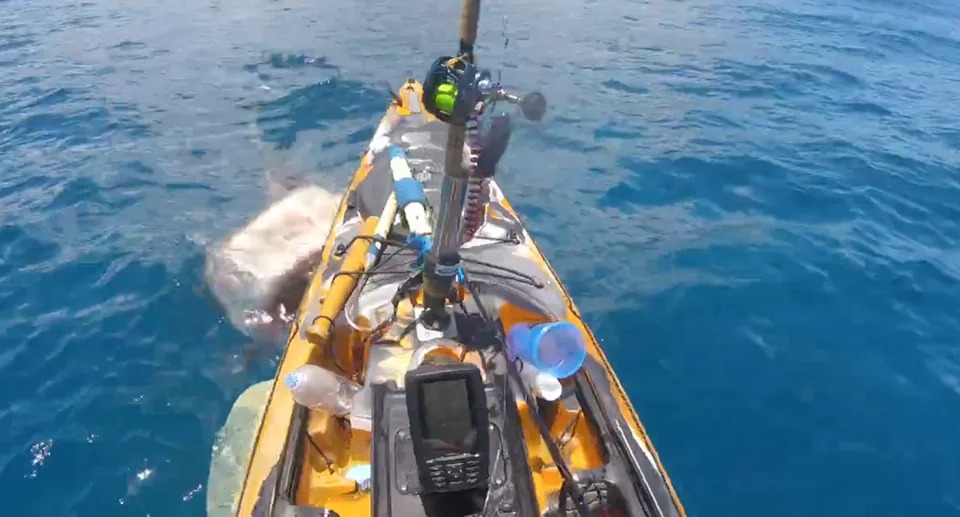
[489,89,547,121]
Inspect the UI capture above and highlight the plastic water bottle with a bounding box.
[285,365,361,415]
[507,321,587,379]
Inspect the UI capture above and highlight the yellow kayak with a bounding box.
[212,78,686,517]
[212,4,686,515]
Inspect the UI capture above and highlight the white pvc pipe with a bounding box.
[389,148,431,236]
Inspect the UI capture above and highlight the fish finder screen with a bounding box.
[420,379,476,453]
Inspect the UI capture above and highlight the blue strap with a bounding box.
[406,234,433,269]
[394,178,425,210]
[405,234,465,284]
[407,233,433,255]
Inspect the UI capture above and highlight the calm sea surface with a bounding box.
[2,0,959,515]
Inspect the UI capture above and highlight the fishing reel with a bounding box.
[423,56,548,124]
[423,56,481,125]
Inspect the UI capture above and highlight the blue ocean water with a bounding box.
[2,0,959,515]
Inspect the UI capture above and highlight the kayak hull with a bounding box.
[218,80,686,517]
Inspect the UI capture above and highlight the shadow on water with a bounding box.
[252,78,388,150]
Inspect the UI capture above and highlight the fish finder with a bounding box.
[405,360,490,494]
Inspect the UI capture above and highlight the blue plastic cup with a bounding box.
[506,321,587,379]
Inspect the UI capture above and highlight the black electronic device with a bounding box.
[404,361,490,494]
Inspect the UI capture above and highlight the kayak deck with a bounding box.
[230,81,685,517]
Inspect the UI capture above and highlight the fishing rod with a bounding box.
[419,0,480,330]
[420,0,547,329]
[415,2,587,516]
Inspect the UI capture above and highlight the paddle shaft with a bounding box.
[305,216,382,350]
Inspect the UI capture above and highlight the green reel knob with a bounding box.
[434,82,459,117]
